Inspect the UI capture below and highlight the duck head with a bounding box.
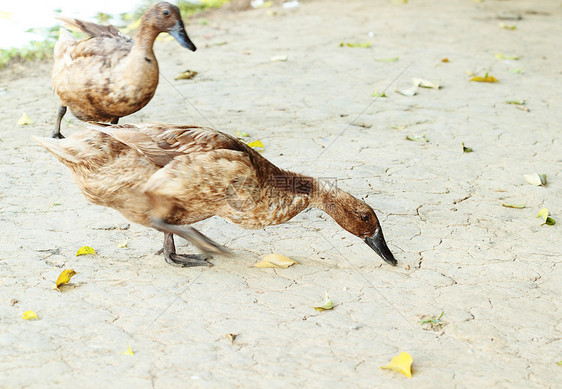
[145,2,197,51]
[319,188,397,265]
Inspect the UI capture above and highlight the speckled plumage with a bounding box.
[35,123,397,266]
[51,2,196,138]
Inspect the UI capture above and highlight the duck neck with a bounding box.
[131,19,160,56]
[309,178,345,219]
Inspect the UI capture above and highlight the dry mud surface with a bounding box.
[0,0,561,387]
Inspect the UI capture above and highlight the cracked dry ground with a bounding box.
[0,0,561,387]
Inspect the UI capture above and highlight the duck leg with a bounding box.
[161,232,212,267]
[51,105,67,139]
[111,118,119,124]
[151,217,230,257]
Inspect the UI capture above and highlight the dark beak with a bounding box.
[168,20,196,51]
[364,228,397,266]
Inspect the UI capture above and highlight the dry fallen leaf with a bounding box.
[122,345,134,356]
[395,86,417,97]
[524,174,547,186]
[441,58,450,63]
[381,352,413,378]
[498,22,517,30]
[495,53,520,60]
[470,73,498,83]
[117,240,128,248]
[412,78,440,89]
[55,269,77,289]
[255,254,297,268]
[462,142,473,153]
[270,55,288,62]
[225,333,237,343]
[17,113,33,125]
[247,140,264,149]
[314,292,334,312]
[372,89,387,98]
[502,202,526,209]
[174,70,197,80]
[76,246,96,256]
[22,310,38,320]
[406,134,428,143]
[340,42,372,48]
[537,208,555,226]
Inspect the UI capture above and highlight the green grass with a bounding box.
[0,25,58,68]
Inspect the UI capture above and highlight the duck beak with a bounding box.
[364,228,397,266]
[168,20,197,52]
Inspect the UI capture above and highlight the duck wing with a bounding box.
[56,16,127,39]
[56,17,133,59]
[94,124,248,167]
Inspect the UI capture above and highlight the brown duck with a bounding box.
[51,2,196,139]
[35,124,397,267]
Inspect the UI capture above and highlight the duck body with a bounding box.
[51,2,196,138]
[52,30,158,123]
[35,124,397,267]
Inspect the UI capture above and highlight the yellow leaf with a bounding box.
[498,22,516,30]
[247,140,264,149]
[495,53,519,60]
[537,208,549,222]
[122,345,134,356]
[17,113,34,125]
[502,202,526,209]
[22,311,38,320]
[174,70,197,80]
[55,269,77,288]
[314,292,334,312]
[381,352,413,378]
[76,246,96,256]
[372,90,387,98]
[442,58,449,63]
[341,42,372,48]
[470,75,498,83]
[536,209,555,226]
[117,240,128,248]
[255,254,297,268]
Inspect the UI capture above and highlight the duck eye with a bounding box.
[361,214,370,222]
[163,9,170,16]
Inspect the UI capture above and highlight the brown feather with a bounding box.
[36,123,390,262]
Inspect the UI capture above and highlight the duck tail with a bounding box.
[55,16,122,39]
[33,136,79,165]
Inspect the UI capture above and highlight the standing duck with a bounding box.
[51,2,196,139]
[35,124,397,267]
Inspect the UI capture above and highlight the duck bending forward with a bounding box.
[35,124,397,267]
